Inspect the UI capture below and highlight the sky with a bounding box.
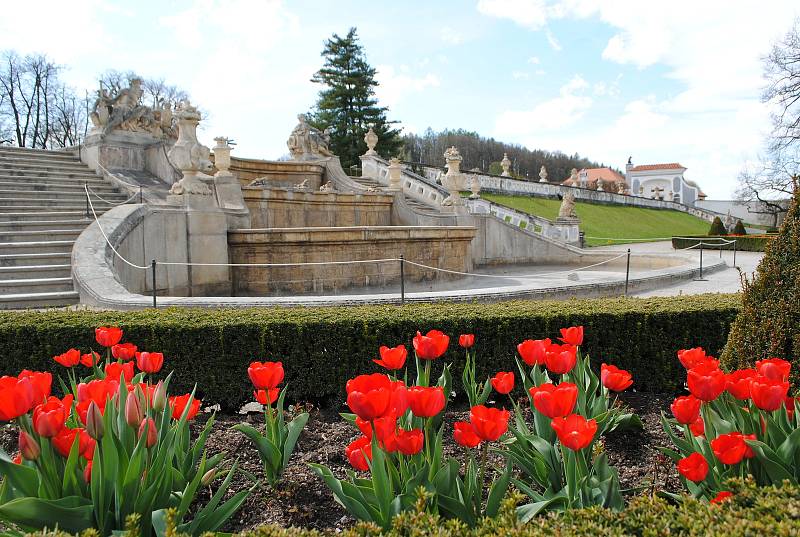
[1,0,798,199]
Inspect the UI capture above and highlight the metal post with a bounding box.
[624,248,631,297]
[399,255,405,305]
[151,260,157,308]
[719,240,722,258]
[139,185,143,204]
[698,243,704,280]
[85,183,90,218]
[733,240,737,268]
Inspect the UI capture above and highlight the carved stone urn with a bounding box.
[364,127,378,156]
[441,146,467,206]
[539,165,548,183]
[500,153,511,176]
[168,101,212,196]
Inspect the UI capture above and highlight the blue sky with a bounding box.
[2,0,799,198]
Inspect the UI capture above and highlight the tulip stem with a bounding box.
[478,443,488,511]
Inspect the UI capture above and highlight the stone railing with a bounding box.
[466,198,580,245]
[362,155,448,209]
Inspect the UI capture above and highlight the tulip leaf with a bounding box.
[0,496,93,534]
[308,463,374,522]
[517,495,567,523]
[0,457,39,498]
[748,440,793,483]
[776,426,800,462]
[486,461,512,517]
[283,412,309,469]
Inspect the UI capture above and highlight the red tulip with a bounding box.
[54,348,80,367]
[786,396,797,419]
[755,358,791,382]
[53,427,94,460]
[407,386,446,418]
[17,370,51,405]
[125,392,143,427]
[459,334,475,349]
[454,421,481,448]
[529,382,578,418]
[83,461,93,484]
[413,330,449,360]
[105,362,134,383]
[386,380,409,417]
[725,369,755,400]
[32,397,68,437]
[345,436,372,471]
[689,416,705,436]
[170,394,201,420]
[490,372,514,394]
[254,388,279,405]
[77,429,95,460]
[558,326,584,346]
[346,373,391,421]
[711,491,733,504]
[135,352,164,374]
[112,343,137,361]
[138,417,158,448]
[248,361,285,390]
[355,414,397,443]
[517,339,550,366]
[95,326,123,347]
[601,364,633,391]
[0,375,35,421]
[551,414,597,451]
[395,428,424,455]
[677,452,709,482]
[80,352,101,368]
[670,395,702,424]
[85,401,104,440]
[678,347,718,369]
[374,345,407,370]
[18,430,40,461]
[469,405,510,441]
[544,344,577,375]
[687,362,726,401]
[711,432,751,465]
[750,375,790,411]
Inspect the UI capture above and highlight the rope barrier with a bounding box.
[157,258,402,267]
[86,185,141,206]
[84,184,149,270]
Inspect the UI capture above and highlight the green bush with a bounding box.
[24,479,800,536]
[733,220,747,235]
[671,235,773,252]
[722,183,800,383]
[0,295,740,411]
[708,216,727,235]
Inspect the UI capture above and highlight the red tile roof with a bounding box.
[629,163,685,171]
[561,167,626,189]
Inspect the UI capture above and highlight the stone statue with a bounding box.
[168,101,213,196]
[319,181,336,192]
[596,178,604,191]
[363,127,378,156]
[558,191,578,219]
[724,210,736,232]
[500,153,511,177]
[287,114,334,160]
[569,168,579,185]
[441,146,467,206]
[90,78,174,138]
[539,165,548,183]
[617,182,626,194]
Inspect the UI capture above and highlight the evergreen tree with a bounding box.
[733,220,747,235]
[708,216,727,236]
[308,28,402,170]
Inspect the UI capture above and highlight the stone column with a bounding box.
[387,157,402,191]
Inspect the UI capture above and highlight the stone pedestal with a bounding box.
[553,217,581,245]
[387,157,402,191]
[212,137,250,229]
[83,131,164,172]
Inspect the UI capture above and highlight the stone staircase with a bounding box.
[0,146,129,309]
[350,175,441,214]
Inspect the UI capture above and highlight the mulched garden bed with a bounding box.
[0,391,682,534]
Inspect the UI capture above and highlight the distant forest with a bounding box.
[401,128,620,182]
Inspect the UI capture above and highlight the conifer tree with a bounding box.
[309,28,402,170]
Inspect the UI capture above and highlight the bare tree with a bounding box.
[736,147,796,227]
[98,70,189,109]
[764,19,800,150]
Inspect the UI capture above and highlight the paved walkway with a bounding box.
[591,241,763,297]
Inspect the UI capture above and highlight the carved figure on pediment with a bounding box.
[287,114,334,160]
[558,192,577,218]
[90,78,175,139]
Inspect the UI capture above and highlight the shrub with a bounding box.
[671,235,772,252]
[0,295,741,411]
[721,183,799,384]
[708,216,727,235]
[733,220,747,235]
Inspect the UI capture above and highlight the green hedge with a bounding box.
[672,235,775,252]
[0,295,740,411]
[25,479,800,536]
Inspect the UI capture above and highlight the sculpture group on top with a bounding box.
[286,114,334,160]
[89,78,175,139]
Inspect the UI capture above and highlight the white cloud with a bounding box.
[440,26,464,45]
[477,0,550,30]
[528,56,541,64]
[375,65,441,110]
[496,74,592,133]
[545,29,562,51]
[512,71,531,80]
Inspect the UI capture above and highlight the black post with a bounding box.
[84,183,90,218]
[732,240,737,268]
[151,260,157,308]
[624,248,631,297]
[139,185,143,204]
[399,255,405,305]
[699,243,704,279]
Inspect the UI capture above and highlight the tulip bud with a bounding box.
[125,392,143,428]
[201,468,217,486]
[138,417,157,448]
[152,381,167,412]
[83,461,93,484]
[86,401,104,440]
[18,430,40,461]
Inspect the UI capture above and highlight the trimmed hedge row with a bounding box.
[672,235,775,252]
[0,294,740,411]
[26,479,800,536]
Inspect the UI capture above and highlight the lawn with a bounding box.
[482,193,711,246]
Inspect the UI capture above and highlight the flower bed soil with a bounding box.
[0,392,681,534]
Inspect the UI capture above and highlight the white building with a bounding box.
[625,159,706,206]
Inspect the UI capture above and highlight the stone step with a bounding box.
[0,190,127,202]
[0,147,76,159]
[0,157,89,169]
[0,290,79,309]
[0,211,105,222]
[0,167,98,179]
[0,252,72,266]
[0,277,74,294]
[0,197,127,208]
[0,219,90,231]
[0,174,105,185]
[0,229,82,243]
[0,240,74,255]
[0,264,71,280]
[0,180,119,192]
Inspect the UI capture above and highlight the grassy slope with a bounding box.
[482,193,710,246]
